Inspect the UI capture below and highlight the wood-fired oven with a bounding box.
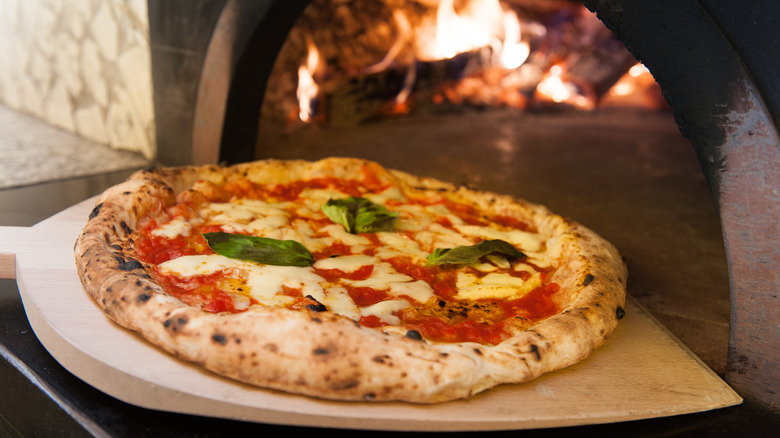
[146,0,780,412]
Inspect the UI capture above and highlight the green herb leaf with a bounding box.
[322,197,398,234]
[203,232,314,267]
[426,239,525,266]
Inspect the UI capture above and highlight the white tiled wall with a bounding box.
[0,0,156,160]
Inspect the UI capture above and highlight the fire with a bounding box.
[291,1,662,125]
[499,9,530,70]
[297,36,321,122]
[415,0,530,69]
[535,64,594,110]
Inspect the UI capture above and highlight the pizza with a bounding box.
[74,157,627,403]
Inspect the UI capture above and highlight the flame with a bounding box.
[366,9,413,75]
[535,64,593,109]
[499,9,530,69]
[297,36,321,122]
[416,0,529,69]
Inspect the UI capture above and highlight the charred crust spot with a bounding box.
[405,330,423,340]
[529,344,541,361]
[372,355,391,364]
[120,221,133,235]
[88,203,103,220]
[264,343,279,353]
[212,334,227,345]
[473,348,483,355]
[163,317,188,333]
[117,258,144,271]
[304,295,328,312]
[310,317,322,323]
[616,306,626,320]
[136,293,151,303]
[306,303,327,312]
[331,380,359,390]
[583,273,594,286]
[313,348,330,355]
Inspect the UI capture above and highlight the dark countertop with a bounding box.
[1,114,779,435]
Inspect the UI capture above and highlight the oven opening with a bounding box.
[256,0,668,164]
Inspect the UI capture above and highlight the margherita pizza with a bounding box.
[74,157,627,403]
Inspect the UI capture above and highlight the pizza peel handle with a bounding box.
[0,226,35,279]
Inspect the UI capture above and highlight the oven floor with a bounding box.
[256,108,730,376]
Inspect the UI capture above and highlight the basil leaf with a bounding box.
[203,232,314,267]
[322,197,398,234]
[426,239,525,266]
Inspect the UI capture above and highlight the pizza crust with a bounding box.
[74,157,627,403]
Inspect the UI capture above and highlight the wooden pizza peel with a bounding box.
[0,198,742,431]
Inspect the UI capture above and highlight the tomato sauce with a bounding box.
[315,265,374,282]
[154,271,247,314]
[358,314,387,328]
[135,234,211,265]
[346,287,391,307]
[501,283,561,320]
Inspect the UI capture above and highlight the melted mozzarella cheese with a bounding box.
[151,217,192,239]
[313,254,377,272]
[455,224,544,252]
[360,299,410,325]
[456,271,542,300]
[158,254,321,307]
[202,199,291,224]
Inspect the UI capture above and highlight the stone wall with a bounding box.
[0,0,155,159]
